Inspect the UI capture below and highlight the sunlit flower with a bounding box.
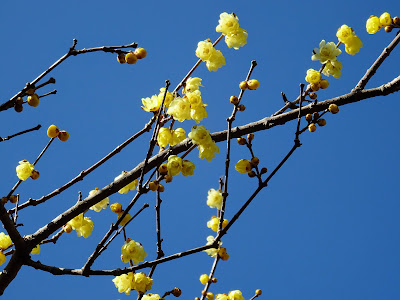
[216,12,240,35]
[167,96,191,122]
[31,244,40,255]
[157,127,172,148]
[206,49,226,72]
[204,235,222,257]
[235,159,252,174]
[141,95,162,112]
[16,160,34,181]
[167,155,183,176]
[198,141,219,162]
[0,233,12,250]
[121,239,147,264]
[112,272,134,295]
[305,69,321,84]
[170,128,186,146]
[114,171,138,194]
[132,272,153,293]
[366,15,381,34]
[184,77,203,93]
[225,28,248,50]
[181,160,195,176]
[89,188,109,212]
[228,290,244,300]
[311,40,341,64]
[207,189,223,209]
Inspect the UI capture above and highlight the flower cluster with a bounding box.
[116,48,147,65]
[121,238,147,264]
[188,125,219,162]
[336,25,362,55]
[204,235,222,257]
[88,187,109,212]
[47,124,69,142]
[114,171,138,194]
[112,272,153,295]
[157,128,187,148]
[311,40,342,78]
[366,12,398,34]
[67,214,94,238]
[195,40,226,71]
[216,12,248,50]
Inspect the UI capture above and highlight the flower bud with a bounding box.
[305,114,312,122]
[239,81,248,90]
[393,17,400,26]
[9,195,17,203]
[328,104,339,114]
[310,83,320,91]
[158,184,165,192]
[260,167,268,174]
[158,163,168,175]
[312,112,319,119]
[385,25,393,33]
[125,52,137,64]
[58,131,69,142]
[149,181,159,191]
[247,79,260,90]
[164,174,173,183]
[250,156,259,167]
[248,170,256,178]
[237,137,246,145]
[230,95,239,105]
[255,289,262,295]
[172,287,182,297]
[309,92,317,99]
[30,170,40,180]
[237,104,246,111]
[211,277,217,283]
[317,119,327,126]
[308,123,317,132]
[247,133,254,141]
[134,48,147,59]
[117,53,126,64]
[64,224,73,233]
[110,203,123,213]
[319,79,329,89]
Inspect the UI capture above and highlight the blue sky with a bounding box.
[1,0,400,299]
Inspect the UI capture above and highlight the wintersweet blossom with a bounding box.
[336,24,362,55]
[207,189,223,209]
[188,125,212,145]
[167,155,183,176]
[216,12,240,35]
[305,69,321,84]
[196,40,215,61]
[207,216,228,232]
[184,77,203,93]
[132,273,153,293]
[216,294,229,300]
[112,272,134,295]
[181,160,195,176]
[336,25,354,44]
[366,15,381,34]
[235,159,252,174]
[198,141,219,162]
[195,40,226,72]
[16,160,34,180]
[170,128,186,146]
[206,49,226,71]
[157,127,172,148]
[322,60,342,78]
[167,96,191,122]
[204,235,222,257]
[225,28,248,50]
[345,35,363,55]
[186,90,203,108]
[67,214,94,238]
[0,233,12,250]
[228,290,245,300]
[142,294,161,300]
[379,12,392,26]
[191,105,208,124]
[114,171,138,194]
[121,239,147,264]
[158,87,174,108]
[311,40,341,64]
[141,95,162,112]
[89,188,109,212]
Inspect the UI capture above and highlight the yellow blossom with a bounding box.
[76,217,94,238]
[167,96,191,122]
[225,28,248,50]
[114,171,138,194]
[198,141,219,162]
[336,25,354,43]
[204,235,222,257]
[184,77,203,93]
[157,127,172,148]
[216,294,229,300]
[196,41,215,61]
[206,49,226,72]
[89,188,109,212]
[207,189,223,209]
[67,213,84,230]
[181,160,195,176]
[379,12,392,26]
[112,272,134,295]
[121,239,147,264]
[200,274,210,284]
[235,159,252,174]
[158,87,174,108]
[31,244,40,255]
[207,216,228,232]
[142,294,161,300]
[311,40,341,64]
[188,125,212,146]
[141,95,162,112]
[216,12,240,35]
[191,105,208,124]
[345,35,363,55]
[228,290,244,300]
[0,251,6,266]
[305,69,321,84]
[170,128,186,146]
[16,160,34,181]
[132,272,153,293]
[366,15,381,34]
[186,90,203,108]
[322,60,342,78]
[0,233,12,250]
[167,155,183,176]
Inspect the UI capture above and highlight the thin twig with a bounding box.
[0,125,41,143]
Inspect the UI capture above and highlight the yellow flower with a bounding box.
[216,12,240,35]
[89,188,109,212]
[196,41,215,61]
[142,294,161,300]
[141,95,162,112]
[188,125,212,146]
[322,60,342,79]
[0,233,12,250]
[336,25,354,43]
[182,160,195,176]
[67,214,84,230]
[167,155,183,176]
[76,217,94,238]
[207,216,228,232]
[121,239,147,264]
[191,105,208,124]
[235,159,252,174]
[207,189,223,209]
[186,90,203,108]
[311,40,341,64]
[305,69,321,84]
[200,274,210,285]
[228,290,244,300]
[216,294,229,300]
[114,171,138,194]
[157,127,172,148]
[198,141,219,162]
[112,272,134,295]
[16,160,34,181]
[204,235,222,257]
[379,12,392,26]
[31,244,40,255]
[366,15,381,34]
[206,49,226,72]
[184,77,203,93]
[132,272,153,293]
[167,96,191,122]
[170,128,186,146]
[0,251,6,266]
[345,35,363,55]
[158,88,174,108]
[225,28,248,50]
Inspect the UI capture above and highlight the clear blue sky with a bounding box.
[1,0,400,299]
